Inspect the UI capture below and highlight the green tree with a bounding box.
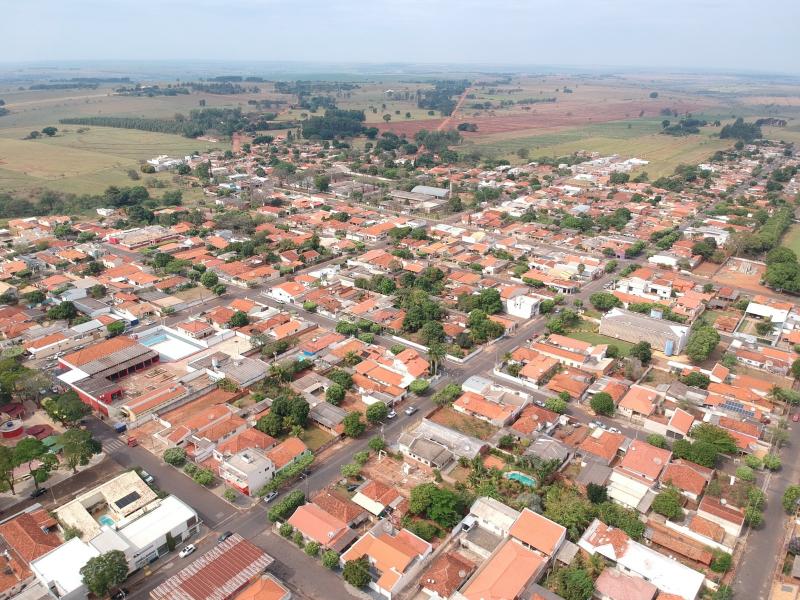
[42,392,89,426]
[646,434,668,449]
[629,341,652,365]
[553,561,595,600]
[409,379,429,395]
[14,438,56,491]
[784,485,800,513]
[80,550,128,598]
[589,392,614,416]
[651,487,683,520]
[59,428,99,473]
[545,397,567,414]
[368,436,386,452]
[342,412,365,437]
[200,270,219,289]
[792,358,800,380]
[342,556,371,588]
[46,301,77,321]
[326,383,345,405]
[365,402,388,424]
[163,447,187,466]
[328,369,353,390]
[685,324,721,363]
[589,292,621,312]
[0,446,18,494]
[106,321,125,337]
[586,483,608,504]
[322,550,340,569]
[691,423,738,454]
[340,463,361,478]
[227,310,249,328]
[710,550,733,573]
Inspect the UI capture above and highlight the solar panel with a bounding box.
[114,491,141,510]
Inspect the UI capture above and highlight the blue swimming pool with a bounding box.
[98,515,115,527]
[505,471,537,487]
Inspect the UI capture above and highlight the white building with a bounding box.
[31,472,199,600]
[219,449,275,496]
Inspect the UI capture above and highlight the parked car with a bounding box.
[346,483,359,492]
[608,427,621,434]
[111,589,129,600]
[217,531,233,543]
[404,405,418,416]
[139,470,154,485]
[179,544,196,558]
[387,410,397,419]
[29,487,46,499]
[263,491,279,503]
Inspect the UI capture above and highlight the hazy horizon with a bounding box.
[2,0,798,75]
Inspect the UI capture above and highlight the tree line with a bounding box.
[60,107,250,138]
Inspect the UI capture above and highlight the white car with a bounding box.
[386,410,397,419]
[263,491,279,503]
[608,427,621,434]
[179,544,196,558]
[404,406,418,416]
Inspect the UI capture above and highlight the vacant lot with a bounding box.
[429,406,498,441]
[711,257,769,295]
[566,329,634,356]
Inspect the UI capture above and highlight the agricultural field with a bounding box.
[781,223,800,255]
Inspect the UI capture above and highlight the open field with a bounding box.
[566,330,635,355]
[429,406,498,440]
[782,224,800,255]
[0,125,219,194]
[712,257,769,295]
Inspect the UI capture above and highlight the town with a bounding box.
[0,10,800,596]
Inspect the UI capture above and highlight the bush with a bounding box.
[292,530,305,548]
[321,550,339,569]
[390,344,406,355]
[305,541,321,556]
[646,434,668,449]
[368,436,386,452]
[341,463,361,478]
[409,379,430,395]
[261,453,314,493]
[586,483,608,504]
[343,412,366,437]
[763,454,782,470]
[735,465,755,482]
[279,522,293,537]
[432,384,462,407]
[223,488,237,502]
[163,447,186,466]
[744,455,762,469]
[192,468,215,486]
[710,550,732,573]
[353,451,370,466]
[407,520,440,541]
[268,490,306,522]
[545,397,567,414]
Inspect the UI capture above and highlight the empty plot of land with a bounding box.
[428,406,498,440]
[712,258,768,295]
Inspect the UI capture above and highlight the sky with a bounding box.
[2,0,799,74]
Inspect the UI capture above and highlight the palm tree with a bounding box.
[428,343,446,376]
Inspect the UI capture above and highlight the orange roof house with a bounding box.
[287,503,357,551]
[508,508,566,557]
[460,539,546,600]
[340,525,431,599]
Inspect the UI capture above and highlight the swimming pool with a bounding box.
[98,515,115,527]
[138,331,204,361]
[505,471,537,487]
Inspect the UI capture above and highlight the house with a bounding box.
[33,472,200,599]
[459,538,546,600]
[340,521,432,600]
[150,534,274,600]
[351,480,405,517]
[697,496,745,538]
[287,503,358,552]
[265,438,310,472]
[660,459,712,501]
[578,429,626,466]
[218,449,275,496]
[419,552,475,600]
[0,508,61,599]
[508,508,566,557]
[269,281,307,304]
[578,519,704,600]
[618,385,660,420]
[607,441,671,512]
[398,420,485,471]
[594,567,657,600]
[599,308,690,355]
[232,574,291,600]
[452,391,521,427]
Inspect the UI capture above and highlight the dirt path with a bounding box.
[437,88,470,131]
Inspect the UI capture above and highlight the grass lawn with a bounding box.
[430,406,498,441]
[782,223,800,255]
[301,426,335,452]
[566,329,635,355]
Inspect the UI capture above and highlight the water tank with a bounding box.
[0,419,24,439]
[664,340,674,356]
[650,309,663,320]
